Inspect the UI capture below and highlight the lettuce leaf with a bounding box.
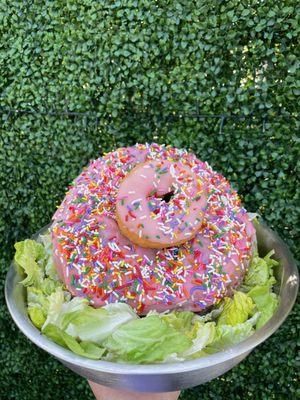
[27,287,49,328]
[217,291,255,326]
[14,238,61,295]
[242,250,278,291]
[42,324,105,359]
[194,304,224,323]
[39,233,59,281]
[160,310,194,333]
[40,277,62,295]
[14,239,46,287]
[248,285,278,329]
[180,321,216,359]
[42,287,68,328]
[206,313,260,353]
[242,249,279,329]
[103,315,192,364]
[27,287,49,309]
[28,306,47,329]
[42,291,137,344]
[62,303,138,344]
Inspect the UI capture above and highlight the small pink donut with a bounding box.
[116,160,207,248]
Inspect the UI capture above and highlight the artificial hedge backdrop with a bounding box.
[0,1,299,399]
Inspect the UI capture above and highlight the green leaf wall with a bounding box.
[0,1,299,399]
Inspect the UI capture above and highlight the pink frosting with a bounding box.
[51,143,256,314]
[116,160,207,247]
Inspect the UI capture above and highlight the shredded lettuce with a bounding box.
[13,228,280,363]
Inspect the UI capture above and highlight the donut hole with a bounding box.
[172,247,179,260]
[161,191,174,203]
[146,190,174,215]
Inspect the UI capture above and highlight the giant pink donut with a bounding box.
[51,143,255,314]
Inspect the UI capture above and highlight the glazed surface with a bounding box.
[116,160,207,248]
[51,143,255,314]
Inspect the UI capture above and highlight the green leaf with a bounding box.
[42,287,66,327]
[181,321,216,359]
[62,303,138,344]
[28,306,47,329]
[42,324,105,359]
[160,310,194,333]
[217,292,255,326]
[242,250,278,290]
[206,313,260,353]
[43,291,87,330]
[14,240,46,287]
[103,315,192,363]
[248,285,278,329]
[39,233,59,281]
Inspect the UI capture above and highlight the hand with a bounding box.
[88,381,180,400]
